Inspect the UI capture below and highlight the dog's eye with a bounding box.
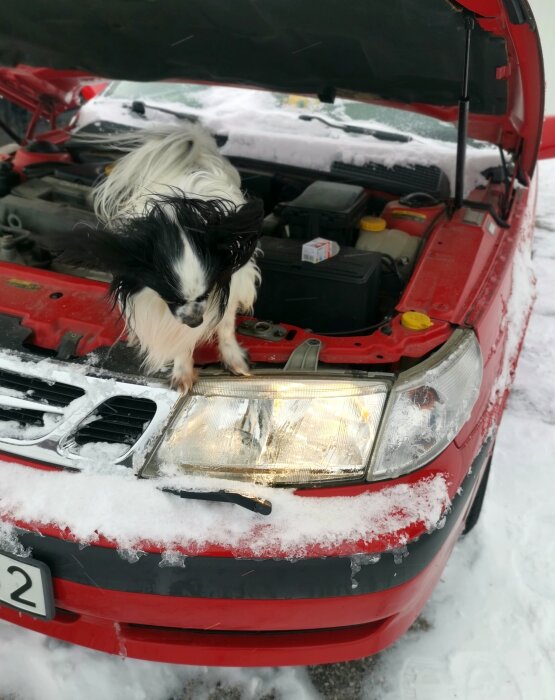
[195,292,209,302]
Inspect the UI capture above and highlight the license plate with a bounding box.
[0,550,54,620]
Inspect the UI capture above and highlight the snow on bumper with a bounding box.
[0,458,449,558]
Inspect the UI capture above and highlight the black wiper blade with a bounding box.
[159,486,272,515]
[298,114,411,142]
[128,100,198,122]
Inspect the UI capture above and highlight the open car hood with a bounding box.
[0,0,545,177]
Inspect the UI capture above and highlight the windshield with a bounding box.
[103,81,466,144]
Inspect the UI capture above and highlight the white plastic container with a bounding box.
[301,237,340,264]
[355,216,420,264]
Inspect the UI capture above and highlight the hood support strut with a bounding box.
[454,13,475,209]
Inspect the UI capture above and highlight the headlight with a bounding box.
[368,329,482,480]
[143,377,389,485]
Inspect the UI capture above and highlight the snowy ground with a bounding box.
[1,160,554,699]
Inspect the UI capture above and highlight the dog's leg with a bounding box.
[171,351,198,393]
[217,304,250,376]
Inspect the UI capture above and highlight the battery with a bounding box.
[254,237,382,334]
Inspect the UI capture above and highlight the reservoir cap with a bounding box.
[401,311,434,330]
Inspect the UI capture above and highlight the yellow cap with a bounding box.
[401,311,434,331]
[359,216,387,232]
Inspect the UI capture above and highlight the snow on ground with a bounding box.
[0,161,554,699]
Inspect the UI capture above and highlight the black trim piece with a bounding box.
[11,443,491,601]
[502,0,535,27]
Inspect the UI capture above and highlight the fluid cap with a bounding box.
[401,311,434,330]
[359,216,387,232]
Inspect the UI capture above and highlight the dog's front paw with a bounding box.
[220,340,250,377]
[170,366,198,393]
[228,356,251,377]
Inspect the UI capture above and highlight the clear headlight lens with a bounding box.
[147,377,389,485]
[368,329,482,480]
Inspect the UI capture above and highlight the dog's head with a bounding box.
[52,193,264,327]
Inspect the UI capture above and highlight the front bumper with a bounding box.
[0,443,490,666]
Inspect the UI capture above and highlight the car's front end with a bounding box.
[0,0,549,665]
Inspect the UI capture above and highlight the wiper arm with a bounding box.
[159,486,272,515]
[298,114,411,142]
[126,101,228,147]
[128,100,198,122]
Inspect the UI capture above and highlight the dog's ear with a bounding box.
[37,223,137,275]
[209,198,264,272]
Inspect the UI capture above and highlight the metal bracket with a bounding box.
[237,319,287,342]
[284,338,322,372]
[56,331,83,360]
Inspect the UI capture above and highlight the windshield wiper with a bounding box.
[159,486,272,515]
[298,114,411,142]
[128,100,199,122]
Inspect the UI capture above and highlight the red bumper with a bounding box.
[0,539,451,667]
[0,442,490,666]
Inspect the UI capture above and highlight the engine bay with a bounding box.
[0,137,449,346]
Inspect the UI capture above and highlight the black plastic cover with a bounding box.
[330,161,451,200]
[281,181,368,245]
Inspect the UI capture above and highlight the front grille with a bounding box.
[0,368,85,407]
[72,396,157,446]
[0,354,176,469]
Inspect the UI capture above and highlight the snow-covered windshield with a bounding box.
[78,81,498,197]
[103,80,466,144]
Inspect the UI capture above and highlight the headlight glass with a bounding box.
[368,329,482,480]
[147,377,389,485]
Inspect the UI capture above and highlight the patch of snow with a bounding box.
[74,441,130,462]
[490,199,537,404]
[0,460,449,557]
[0,412,63,440]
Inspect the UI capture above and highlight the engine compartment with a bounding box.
[0,139,449,341]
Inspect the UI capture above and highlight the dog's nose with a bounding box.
[183,316,203,328]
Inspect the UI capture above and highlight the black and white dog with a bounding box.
[57,124,264,391]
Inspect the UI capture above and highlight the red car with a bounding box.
[0,0,554,667]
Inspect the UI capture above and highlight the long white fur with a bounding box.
[92,123,259,390]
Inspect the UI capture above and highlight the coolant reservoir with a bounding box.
[355,216,420,264]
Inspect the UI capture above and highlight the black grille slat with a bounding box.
[0,407,46,426]
[73,396,156,447]
[0,369,85,407]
